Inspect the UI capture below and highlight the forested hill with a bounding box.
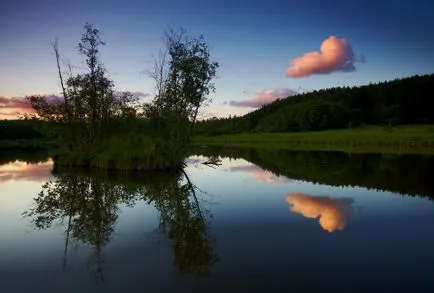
[195,74,434,135]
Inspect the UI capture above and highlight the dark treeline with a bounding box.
[0,146,51,165]
[195,74,434,135]
[192,146,434,199]
[0,119,52,140]
[0,117,166,142]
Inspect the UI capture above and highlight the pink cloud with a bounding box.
[114,91,150,100]
[286,36,356,78]
[230,165,291,185]
[229,87,296,108]
[0,96,34,112]
[0,96,34,119]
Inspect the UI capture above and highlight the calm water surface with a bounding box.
[1,150,434,292]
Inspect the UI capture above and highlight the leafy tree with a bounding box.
[145,28,219,140]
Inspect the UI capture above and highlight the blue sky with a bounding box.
[1,0,433,118]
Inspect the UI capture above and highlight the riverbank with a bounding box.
[193,125,434,155]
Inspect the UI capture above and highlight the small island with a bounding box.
[1,24,434,167]
[23,24,218,171]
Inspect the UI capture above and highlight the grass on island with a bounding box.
[54,136,187,171]
[0,136,187,170]
[194,125,434,155]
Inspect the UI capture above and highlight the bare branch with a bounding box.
[53,38,69,108]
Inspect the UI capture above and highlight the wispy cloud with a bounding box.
[115,91,150,100]
[230,164,291,185]
[0,91,149,119]
[131,91,150,99]
[0,95,64,119]
[229,87,296,108]
[286,36,357,78]
[0,96,36,119]
[286,193,353,232]
[0,96,33,111]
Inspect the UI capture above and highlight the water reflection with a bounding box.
[230,165,291,185]
[0,160,53,183]
[286,193,354,232]
[23,168,218,282]
[2,152,433,292]
[194,146,434,199]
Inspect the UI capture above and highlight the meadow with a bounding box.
[194,125,434,154]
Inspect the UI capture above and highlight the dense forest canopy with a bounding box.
[195,74,434,135]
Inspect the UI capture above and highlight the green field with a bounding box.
[194,125,434,154]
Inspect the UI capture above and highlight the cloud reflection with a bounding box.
[0,160,53,184]
[286,193,353,232]
[230,165,291,185]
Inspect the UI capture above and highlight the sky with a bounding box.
[1,0,433,119]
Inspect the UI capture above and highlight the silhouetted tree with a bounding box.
[145,27,219,140]
[27,23,138,149]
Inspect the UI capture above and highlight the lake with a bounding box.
[1,147,434,292]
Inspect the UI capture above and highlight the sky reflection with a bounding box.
[0,160,53,184]
[230,165,291,185]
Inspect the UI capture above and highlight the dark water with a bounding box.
[1,148,434,293]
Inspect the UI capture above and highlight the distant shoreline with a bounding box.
[193,125,434,155]
[2,124,434,156]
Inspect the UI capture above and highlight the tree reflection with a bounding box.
[193,146,434,199]
[23,172,132,282]
[23,167,218,282]
[145,169,219,275]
